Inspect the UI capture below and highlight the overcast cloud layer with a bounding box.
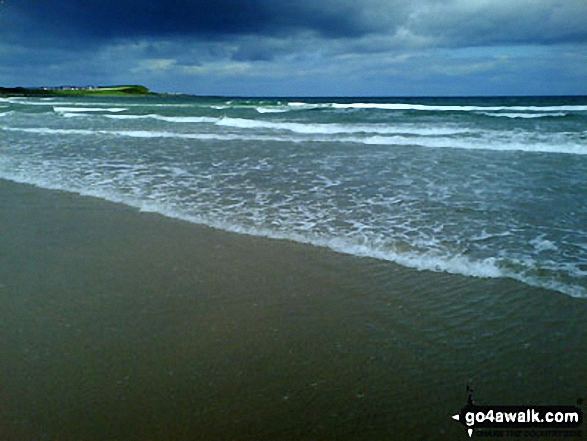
[1,0,586,95]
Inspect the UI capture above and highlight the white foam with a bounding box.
[470,231,512,242]
[105,114,217,123]
[255,107,291,114]
[53,106,128,113]
[102,114,146,120]
[358,134,587,155]
[287,102,332,110]
[2,126,277,141]
[479,112,568,118]
[3,127,98,136]
[529,236,558,252]
[107,130,265,141]
[215,117,471,136]
[60,112,90,118]
[286,101,587,113]
[4,125,586,155]
[110,130,203,139]
[9,126,195,140]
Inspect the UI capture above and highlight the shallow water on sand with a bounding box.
[1,180,585,440]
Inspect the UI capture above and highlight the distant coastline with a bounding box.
[0,84,155,97]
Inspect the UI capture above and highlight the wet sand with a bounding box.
[1,179,585,440]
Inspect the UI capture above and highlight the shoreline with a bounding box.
[1,178,586,440]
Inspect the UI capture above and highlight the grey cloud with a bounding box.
[404,0,587,47]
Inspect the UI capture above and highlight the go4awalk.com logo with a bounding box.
[451,387,583,438]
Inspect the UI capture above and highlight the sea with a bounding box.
[1,94,586,299]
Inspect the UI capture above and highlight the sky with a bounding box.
[1,0,586,96]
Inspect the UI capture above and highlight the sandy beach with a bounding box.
[1,178,585,440]
[3,0,587,437]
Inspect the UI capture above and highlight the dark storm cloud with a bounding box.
[7,0,396,40]
[4,0,587,50]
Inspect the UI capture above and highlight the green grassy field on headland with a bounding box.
[0,85,154,96]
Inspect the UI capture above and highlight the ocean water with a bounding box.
[1,94,586,298]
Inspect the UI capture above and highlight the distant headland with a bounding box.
[0,85,155,96]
